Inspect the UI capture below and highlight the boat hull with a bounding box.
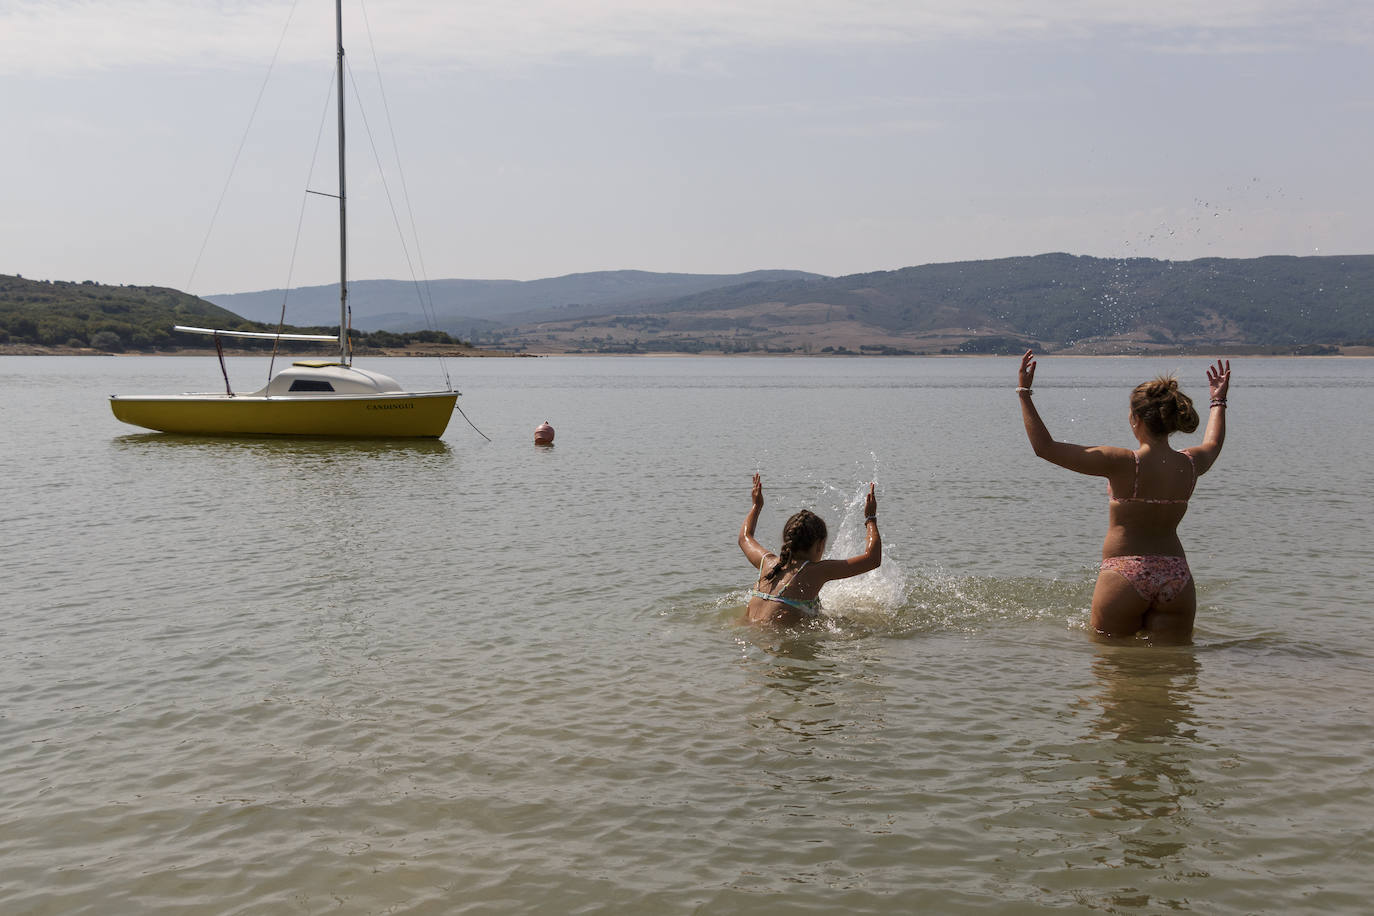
[109,391,458,438]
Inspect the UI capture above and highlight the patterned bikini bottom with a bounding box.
[1100,555,1193,605]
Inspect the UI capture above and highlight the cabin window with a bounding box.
[288,379,335,392]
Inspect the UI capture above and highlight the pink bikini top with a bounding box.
[1108,450,1197,505]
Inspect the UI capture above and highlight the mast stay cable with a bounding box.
[185,0,304,296]
[355,0,454,392]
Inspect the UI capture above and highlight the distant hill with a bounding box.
[480,253,1374,354]
[0,275,247,350]
[205,269,826,334]
[0,274,470,353]
[7,254,1373,355]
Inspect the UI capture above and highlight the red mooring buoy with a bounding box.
[534,421,555,446]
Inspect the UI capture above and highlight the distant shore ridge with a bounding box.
[5,254,1374,355]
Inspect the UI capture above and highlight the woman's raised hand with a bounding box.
[1019,350,1037,390]
[751,473,764,510]
[864,482,877,518]
[1206,359,1231,401]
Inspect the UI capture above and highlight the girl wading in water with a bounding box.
[1017,351,1231,643]
[738,474,882,626]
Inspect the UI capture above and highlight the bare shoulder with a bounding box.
[1051,442,1135,477]
[804,558,848,577]
[1179,444,1219,475]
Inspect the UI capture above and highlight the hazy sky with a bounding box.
[3,0,1372,294]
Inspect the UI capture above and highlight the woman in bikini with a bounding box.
[738,474,882,626]
[1016,351,1230,643]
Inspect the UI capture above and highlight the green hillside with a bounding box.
[0,275,250,350]
[640,254,1374,346]
[480,253,1372,353]
[6,252,1373,355]
[0,275,469,352]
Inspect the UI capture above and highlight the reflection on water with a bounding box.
[742,629,832,695]
[997,647,1211,912]
[1081,648,1205,905]
[3,356,1371,913]
[1087,648,1200,816]
[1090,650,1200,742]
[736,630,886,749]
[110,433,454,460]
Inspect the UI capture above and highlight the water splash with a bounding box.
[694,569,1094,640]
[815,469,1088,635]
[895,568,1092,636]
[819,476,906,614]
[691,463,1096,639]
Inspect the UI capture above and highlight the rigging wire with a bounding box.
[271,68,340,384]
[159,0,485,442]
[355,0,454,391]
[342,46,490,443]
[184,0,304,295]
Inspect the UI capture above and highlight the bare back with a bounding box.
[1102,445,1198,559]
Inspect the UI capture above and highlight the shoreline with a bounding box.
[0,344,527,359]
[2,345,1369,359]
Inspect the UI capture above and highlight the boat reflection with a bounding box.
[110,432,454,461]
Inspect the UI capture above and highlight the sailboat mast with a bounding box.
[335,0,348,365]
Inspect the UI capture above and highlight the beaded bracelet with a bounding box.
[1015,387,1032,393]
[865,515,878,523]
[1210,398,1227,408]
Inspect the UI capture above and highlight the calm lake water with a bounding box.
[2,354,1371,914]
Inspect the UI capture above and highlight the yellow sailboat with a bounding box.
[110,347,459,438]
[110,0,458,438]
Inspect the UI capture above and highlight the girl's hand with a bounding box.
[863,482,877,518]
[1019,350,1037,389]
[1206,359,1231,401]
[751,473,764,510]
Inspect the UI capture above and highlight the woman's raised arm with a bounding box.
[1188,359,1230,474]
[1018,350,1121,477]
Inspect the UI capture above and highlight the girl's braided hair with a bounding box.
[1130,375,1199,437]
[765,510,828,583]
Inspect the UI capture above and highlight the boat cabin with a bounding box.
[250,361,406,397]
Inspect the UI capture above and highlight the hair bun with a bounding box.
[1145,377,1177,398]
[1131,374,1198,435]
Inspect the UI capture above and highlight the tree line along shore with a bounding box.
[5,342,1367,359]
[5,252,1373,357]
[0,274,481,355]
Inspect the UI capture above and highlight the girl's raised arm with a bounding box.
[811,483,882,582]
[738,473,769,568]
